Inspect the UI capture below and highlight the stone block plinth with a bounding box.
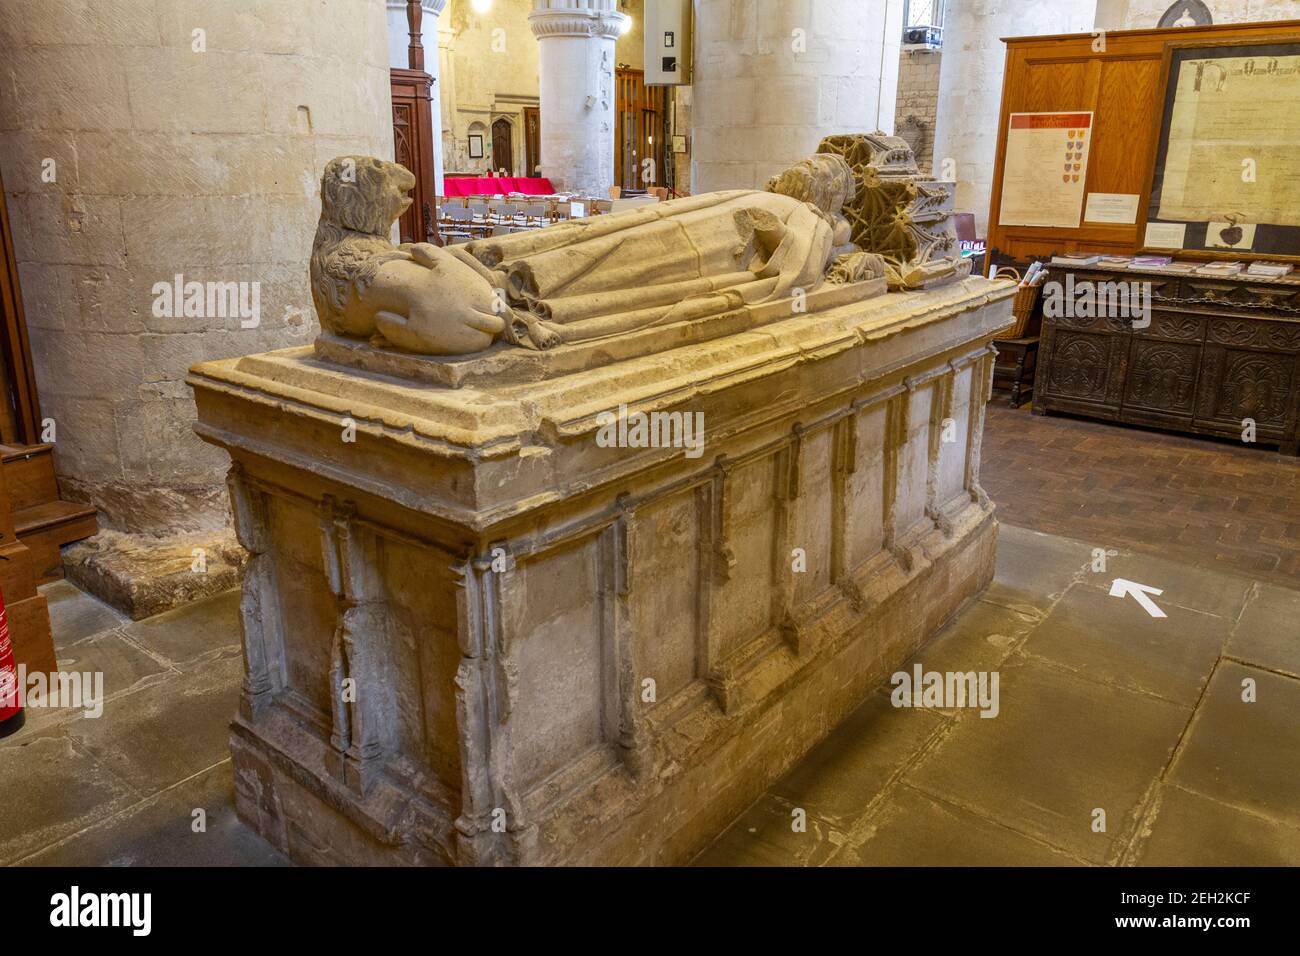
[189,277,1014,865]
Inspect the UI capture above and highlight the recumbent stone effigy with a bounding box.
[190,133,1013,865]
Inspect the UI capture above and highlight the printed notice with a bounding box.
[997,112,1093,229]
[1084,192,1140,224]
[1144,221,1188,248]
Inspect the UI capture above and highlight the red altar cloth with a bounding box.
[442,176,556,198]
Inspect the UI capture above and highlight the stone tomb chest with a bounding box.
[189,276,1014,866]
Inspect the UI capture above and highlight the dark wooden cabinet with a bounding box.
[1037,266,1300,454]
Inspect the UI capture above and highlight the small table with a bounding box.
[991,336,1039,409]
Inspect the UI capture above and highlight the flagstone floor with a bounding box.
[695,523,1300,865]
[981,403,1300,590]
[699,405,1300,866]
[2,405,1297,867]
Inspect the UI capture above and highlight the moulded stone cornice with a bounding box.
[528,1,627,40]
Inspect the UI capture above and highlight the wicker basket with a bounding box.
[993,268,1042,339]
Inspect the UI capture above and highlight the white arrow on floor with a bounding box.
[1109,578,1167,619]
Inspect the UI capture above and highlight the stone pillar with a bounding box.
[528,0,627,195]
[386,0,448,193]
[932,0,1097,234]
[691,0,906,193]
[437,18,458,175]
[0,0,394,612]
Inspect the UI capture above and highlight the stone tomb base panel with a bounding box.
[226,510,996,866]
[537,510,998,866]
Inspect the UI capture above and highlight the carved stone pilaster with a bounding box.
[773,425,804,643]
[451,555,519,866]
[227,464,282,722]
[830,414,858,585]
[708,457,736,581]
[318,496,392,795]
[882,391,910,569]
[925,371,956,537]
[608,502,649,778]
[967,349,995,508]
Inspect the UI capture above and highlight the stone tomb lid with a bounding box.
[191,278,1015,460]
[313,278,885,390]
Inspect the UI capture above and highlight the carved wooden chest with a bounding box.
[1036,265,1300,455]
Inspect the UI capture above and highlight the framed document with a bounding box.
[1138,36,1300,262]
[997,112,1093,229]
[468,133,484,160]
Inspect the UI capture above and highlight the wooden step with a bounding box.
[14,498,98,584]
[1,442,59,513]
[0,539,37,599]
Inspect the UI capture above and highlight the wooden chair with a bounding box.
[439,205,475,243]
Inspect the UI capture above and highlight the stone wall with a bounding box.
[895,48,941,176]
[1105,0,1300,27]
[932,0,1097,235]
[618,0,645,68]
[441,0,539,175]
[0,0,395,536]
[691,0,905,193]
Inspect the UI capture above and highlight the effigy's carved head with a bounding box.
[319,156,416,237]
[765,154,857,220]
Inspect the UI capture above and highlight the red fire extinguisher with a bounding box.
[0,586,23,738]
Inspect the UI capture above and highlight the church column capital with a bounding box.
[528,0,627,40]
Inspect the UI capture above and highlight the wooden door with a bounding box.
[492,117,514,176]
[615,68,668,191]
[523,107,541,177]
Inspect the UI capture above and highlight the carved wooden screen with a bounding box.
[615,68,668,191]
[0,167,41,444]
[523,107,541,178]
[390,68,439,244]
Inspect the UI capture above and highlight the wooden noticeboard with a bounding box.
[986,19,1300,263]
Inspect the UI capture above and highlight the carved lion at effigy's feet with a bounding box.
[309,156,509,354]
